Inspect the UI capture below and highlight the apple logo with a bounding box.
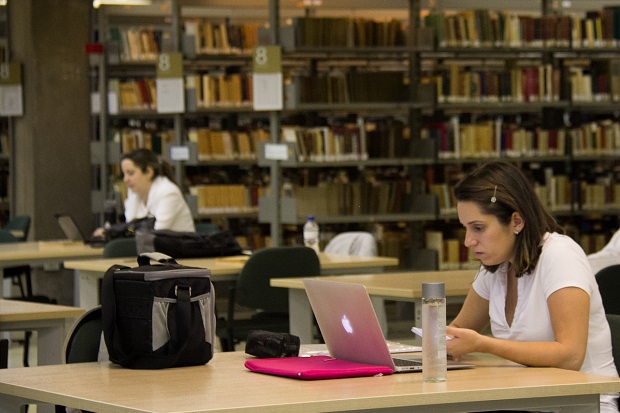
[341,315,353,334]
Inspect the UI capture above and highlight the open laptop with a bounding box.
[303,278,474,373]
[55,214,106,246]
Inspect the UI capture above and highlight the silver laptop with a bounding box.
[55,214,105,246]
[303,278,474,373]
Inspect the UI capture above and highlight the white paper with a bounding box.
[107,91,119,115]
[90,92,100,115]
[0,85,23,116]
[264,143,289,161]
[170,145,190,161]
[252,72,282,111]
[156,77,185,114]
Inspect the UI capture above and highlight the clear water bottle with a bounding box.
[422,282,447,383]
[303,215,320,254]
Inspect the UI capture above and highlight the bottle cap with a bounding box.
[307,215,315,221]
[422,282,445,298]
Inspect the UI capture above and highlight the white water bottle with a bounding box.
[303,215,320,254]
[422,282,447,383]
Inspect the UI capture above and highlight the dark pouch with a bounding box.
[245,330,300,358]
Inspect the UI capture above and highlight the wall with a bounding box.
[9,0,91,304]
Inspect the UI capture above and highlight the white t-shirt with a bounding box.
[473,232,619,413]
[588,229,620,275]
[124,176,195,233]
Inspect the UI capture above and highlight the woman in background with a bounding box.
[446,160,618,413]
[94,148,195,237]
[121,148,195,232]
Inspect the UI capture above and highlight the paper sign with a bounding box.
[170,145,190,161]
[0,63,23,116]
[157,52,184,113]
[252,46,282,111]
[264,143,289,161]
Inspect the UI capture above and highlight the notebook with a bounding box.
[55,214,106,246]
[303,278,474,373]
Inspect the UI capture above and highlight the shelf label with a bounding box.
[264,143,289,161]
[0,62,23,116]
[252,46,282,111]
[156,52,184,114]
[170,145,190,161]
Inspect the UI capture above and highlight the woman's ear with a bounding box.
[145,166,155,180]
[512,212,525,233]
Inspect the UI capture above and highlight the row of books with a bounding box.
[422,7,620,49]
[108,27,171,63]
[183,19,260,55]
[187,127,269,161]
[429,64,562,104]
[422,117,620,160]
[185,73,253,109]
[190,184,262,214]
[108,78,157,112]
[281,118,410,162]
[428,177,620,216]
[291,176,412,218]
[285,17,406,48]
[286,71,408,106]
[110,127,174,155]
[424,230,477,270]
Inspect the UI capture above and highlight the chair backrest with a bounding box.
[195,222,221,235]
[324,232,377,257]
[236,246,320,313]
[606,314,620,374]
[0,229,19,244]
[595,264,620,315]
[3,216,30,241]
[64,306,103,364]
[103,237,137,258]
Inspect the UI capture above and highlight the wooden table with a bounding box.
[0,299,84,366]
[0,352,617,413]
[0,241,103,298]
[271,270,476,343]
[64,253,399,309]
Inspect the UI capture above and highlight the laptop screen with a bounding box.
[55,214,85,242]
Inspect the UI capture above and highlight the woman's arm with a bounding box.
[449,287,490,333]
[447,286,589,370]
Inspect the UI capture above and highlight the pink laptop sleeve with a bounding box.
[244,355,394,380]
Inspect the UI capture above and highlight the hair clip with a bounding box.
[491,185,497,203]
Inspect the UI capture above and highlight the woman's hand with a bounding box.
[446,326,485,361]
[92,227,106,239]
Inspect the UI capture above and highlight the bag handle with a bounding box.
[137,252,177,266]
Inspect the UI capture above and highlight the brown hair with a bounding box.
[121,148,176,184]
[453,160,563,277]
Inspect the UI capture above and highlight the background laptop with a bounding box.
[303,278,474,373]
[55,214,105,246]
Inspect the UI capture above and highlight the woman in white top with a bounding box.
[446,160,618,413]
[120,149,195,233]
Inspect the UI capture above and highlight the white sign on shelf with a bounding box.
[0,63,23,117]
[252,46,282,111]
[156,52,184,114]
[170,145,190,161]
[264,143,289,161]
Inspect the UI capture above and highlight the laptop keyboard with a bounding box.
[393,358,422,367]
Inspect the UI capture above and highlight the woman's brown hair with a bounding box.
[453,160,563,277]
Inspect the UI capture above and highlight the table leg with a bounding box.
[287,289,314,344]
[77,270,100,309]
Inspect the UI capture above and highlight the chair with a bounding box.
[63,306,103,364]
[103,237,137,258]
[595,265,620,315]
[195,222,221,235]
[4,216,30,241]
[56,307,102,413]
[217,246,320,351]
[324,231,377,257]
[606,314,620,374]
[324,231,388,335]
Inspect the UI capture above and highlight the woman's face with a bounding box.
[457,201,519,266]
[121,159,153,199]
